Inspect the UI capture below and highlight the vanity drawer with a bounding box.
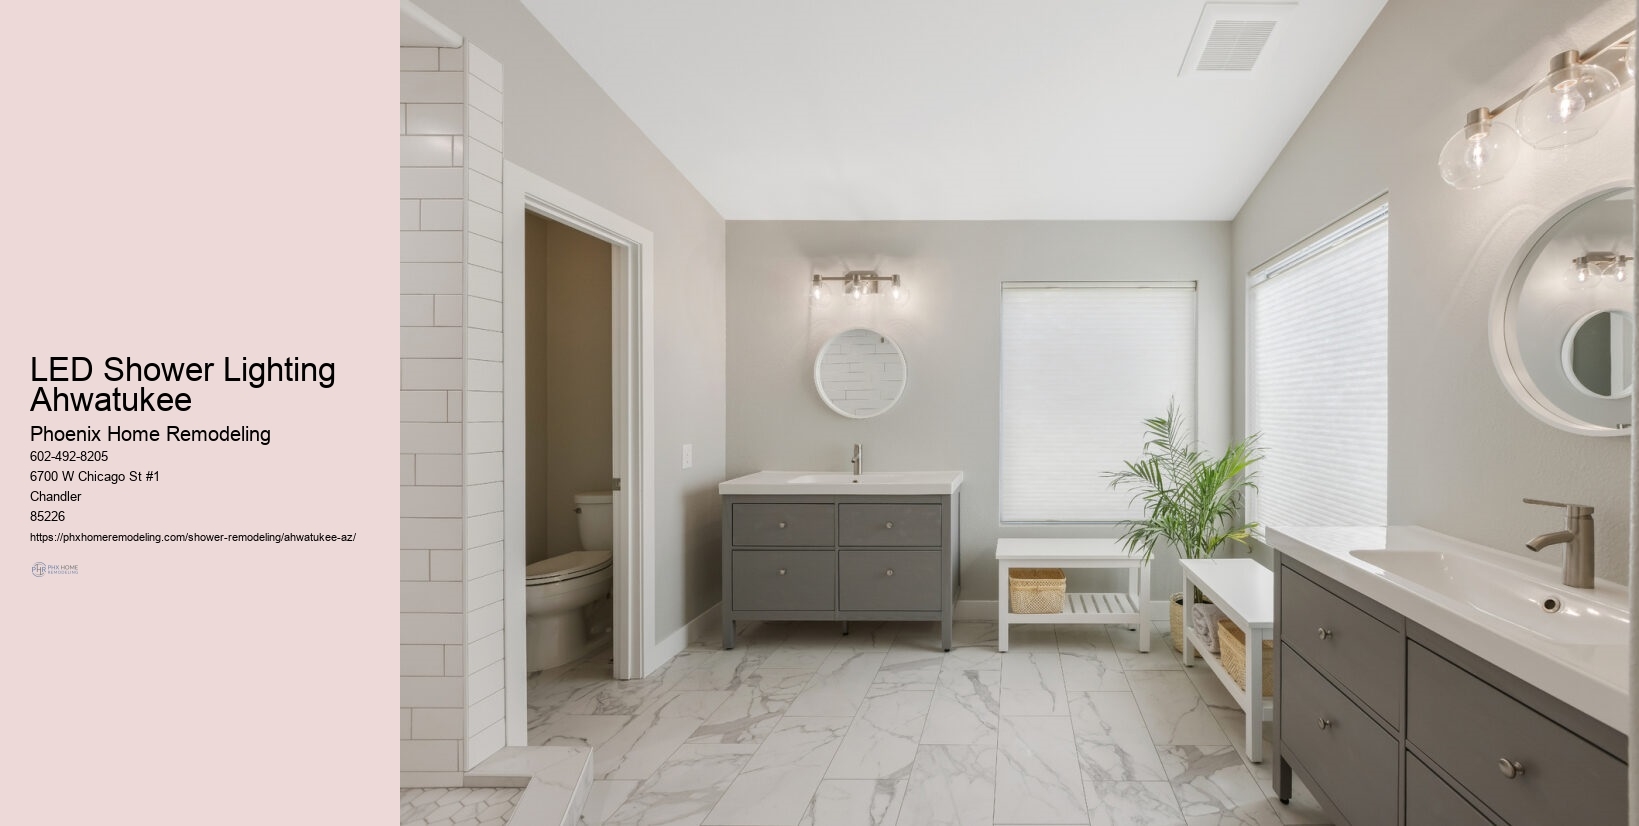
[1406,642,1625,826]
[1406,754,1495,826]
[731,503,835,547]
[838,550,942,611]
[1280,644,1398,826]
[730,550,836,611]
[1280,565,1403,727]
[838,503,942,547]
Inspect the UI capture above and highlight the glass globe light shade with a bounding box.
[1516,51,1622,148]
[887,275,909,305]
[1438,108,1521,189]
[809,274,831,305]
[1587,253,1633,283]
[1566,257,1599,289]
[1627,37,1637,82]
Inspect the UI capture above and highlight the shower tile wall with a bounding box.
[460,42,509,776]
[400,41,509,787]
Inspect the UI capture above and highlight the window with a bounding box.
[999,283,1197,522]
[1249,201,1388,528]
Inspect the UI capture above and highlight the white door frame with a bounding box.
[502,161,657,744]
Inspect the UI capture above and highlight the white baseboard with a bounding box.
[954,599,1172,622]
[655,601,722,664]
[659,599,1162,662]
[952,600,997,621]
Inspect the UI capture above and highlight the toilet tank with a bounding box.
[574,491,614,551]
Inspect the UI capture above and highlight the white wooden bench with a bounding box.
[995,538,1150,653]
[1179,558,1275,762]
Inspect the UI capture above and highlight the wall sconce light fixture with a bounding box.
[1568,251,1633,286]
[1439,23,1635,190]
[809,270,908,305]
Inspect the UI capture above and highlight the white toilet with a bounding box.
[525,491,615,672]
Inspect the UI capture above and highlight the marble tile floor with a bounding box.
[401,787,522,826]
[530,620,1330,826]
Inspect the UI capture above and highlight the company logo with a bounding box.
[31,562,45,577]
[32,562,78,577]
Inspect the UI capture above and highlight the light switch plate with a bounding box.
[681,443,693,469]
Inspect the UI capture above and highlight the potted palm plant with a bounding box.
[1106,401,1262,652]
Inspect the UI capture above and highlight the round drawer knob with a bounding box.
[778,522,787,529]
[1317,627,1333,640]
[1498,759,1524,779]
[1317,718,1332,730]
[885,569,895,576]
[778,569,787,576]
[885,521,894,529]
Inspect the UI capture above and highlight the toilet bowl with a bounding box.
[525,491,615,672]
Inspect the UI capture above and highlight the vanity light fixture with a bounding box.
[1569,251,1633,285]
[1516,50,1623,148]
[1439,22,1635,189]
[809,270,909,305]
[1437,107,1522,189]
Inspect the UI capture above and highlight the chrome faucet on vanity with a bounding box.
[851,443,863,476]
[1523,498,1595,589]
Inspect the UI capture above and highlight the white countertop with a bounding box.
[719,470,963,496]
[1267,525,1630,733]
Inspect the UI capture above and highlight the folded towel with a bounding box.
[1192,604,1226,654]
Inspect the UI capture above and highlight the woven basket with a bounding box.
[1008,568,1066,614]
[1218,619,1273,697]
[1168,592,1213,653]
[1168,593,1186,653]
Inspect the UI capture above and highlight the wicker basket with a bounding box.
[1169,592,1214,653]
[1168,593,1186,653]
[1008,568,1066,614]
[1218,619,1273,697]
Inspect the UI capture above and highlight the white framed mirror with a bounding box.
[1562,309,1636,399]
[1491,186,1634,435]
[814,328,907,418]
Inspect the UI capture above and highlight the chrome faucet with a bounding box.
[851,443,863,476]
[1523,498,1596,589]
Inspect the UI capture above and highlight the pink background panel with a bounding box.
[1,2,398,824]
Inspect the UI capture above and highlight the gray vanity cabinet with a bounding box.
[1275,553,1627,826]
[722,493,959,650]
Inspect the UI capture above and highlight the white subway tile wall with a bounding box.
[461,43,506,775]
[400,42,508,787]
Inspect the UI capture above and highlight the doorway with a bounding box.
[522,213,615,672]
[503,163,657,747]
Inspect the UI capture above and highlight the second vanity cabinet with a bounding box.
[721,493,959,650]
[1275,553,1627,826]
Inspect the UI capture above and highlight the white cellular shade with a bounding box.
[1250,210,1388,529]
[1000,284,1197,522]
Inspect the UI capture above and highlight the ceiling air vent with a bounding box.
[1180,2,1295,76]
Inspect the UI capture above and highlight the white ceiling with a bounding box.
[522,1,1387,220]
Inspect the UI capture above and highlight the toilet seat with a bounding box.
[525,550,613,585]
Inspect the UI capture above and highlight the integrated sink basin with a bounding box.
[1348,549,1628,647]
[788,472,941,486]
[1268,525,1630,732]
[719,470,963,496]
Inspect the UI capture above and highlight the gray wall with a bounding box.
[525,214,613,565]
[417,0,727,638]
[726,221,1233,601]
[1232,0,1635,581]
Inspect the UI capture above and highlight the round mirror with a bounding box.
[1492,187,1634,434]
[1562,310,1636,398]
[814,328,907,418]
